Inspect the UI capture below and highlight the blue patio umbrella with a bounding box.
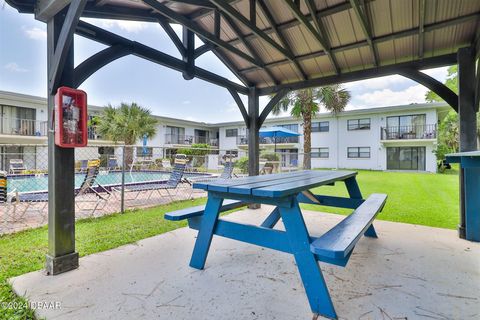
[142,134,148,156]
[259,126,301,152]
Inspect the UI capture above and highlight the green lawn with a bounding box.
[0,169,459,320]
[303,169,459,229]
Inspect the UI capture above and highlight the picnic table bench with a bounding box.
[165,170,387,319]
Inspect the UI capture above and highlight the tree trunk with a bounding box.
[124,137,135,168]
[303,106,312,170]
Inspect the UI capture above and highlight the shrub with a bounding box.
[236,157,249,174]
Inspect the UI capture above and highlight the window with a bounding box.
[278,123,298,132]
[347,118,371,130]
[312,121,329,132]
[387,147,426,171]
[226,129,238,137]
[311,148,329,158]
[347,147,370,158]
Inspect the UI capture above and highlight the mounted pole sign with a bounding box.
[54,87,88,147]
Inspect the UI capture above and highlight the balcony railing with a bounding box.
[164,134,217,146]
[0,117,48,136]
[237,135,299,145]
[380,124,437,140]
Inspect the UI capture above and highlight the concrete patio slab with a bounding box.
[10,206,480,320]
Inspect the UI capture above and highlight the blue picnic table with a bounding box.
[165,170,387,319]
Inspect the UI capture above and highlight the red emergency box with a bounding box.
[55,87,88,148]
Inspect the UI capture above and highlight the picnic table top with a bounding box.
[446,151,480,161]
[193,170,356,198]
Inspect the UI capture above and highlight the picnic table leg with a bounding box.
[345,176,378,238]
[279,198,337,319]
[189,195,223,270]
[260,207,281,228]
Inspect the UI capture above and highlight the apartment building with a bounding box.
[0,90,449,172]
[217,103,449,173]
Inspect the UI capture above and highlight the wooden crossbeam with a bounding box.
[75,20,249,94]
[349,0,379,66]
[257,53,457,95]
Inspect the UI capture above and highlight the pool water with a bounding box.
[7,171,204,193]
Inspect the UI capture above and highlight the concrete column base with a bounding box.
[46,252,79,275]
[458,226,466,239]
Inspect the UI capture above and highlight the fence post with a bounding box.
[121,145,126,214]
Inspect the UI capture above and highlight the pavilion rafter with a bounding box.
[142,0,263,69]
[239,12,480,74]
[418,0,426,58]
[348,0,379,66]
[283,0,340,74]
[208,0,300,70]
[256,0,307,80]
[222,13,279,84]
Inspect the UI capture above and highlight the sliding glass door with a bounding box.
[387,147,426,171]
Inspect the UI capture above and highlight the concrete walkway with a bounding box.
[10,206,480,319]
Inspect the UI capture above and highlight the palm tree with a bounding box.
[96,102,158,166]
[272,85,351,169]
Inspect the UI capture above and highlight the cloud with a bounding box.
[182,100,191,105]
[343,74,410,91]
[82,18,148,33]
[4,62,29,73]
[348,84,428,109]
[22,26,47,40]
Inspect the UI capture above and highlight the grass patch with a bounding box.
[303,169,459,229]
[0,197,207,320]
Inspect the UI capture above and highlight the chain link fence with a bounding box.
[0,144,313,234]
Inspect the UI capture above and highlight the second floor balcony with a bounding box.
[237,135,299,145]
[1,117,103,141]
[1,117,48,137]
[381,124,437,140]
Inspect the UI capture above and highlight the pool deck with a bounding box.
[10,206,480,320]
[0,183,206,234]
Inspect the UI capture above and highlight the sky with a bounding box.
[0,2,450,123]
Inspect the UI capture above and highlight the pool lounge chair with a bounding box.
[77,159,89,173]
[118,154,188,201]
[162,159,173,171]
[107,156,120,171]
[11,159,111,216]
[186,161,236,184]
[9,159,26,174]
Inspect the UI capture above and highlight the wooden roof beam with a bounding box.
[142,0,263,69]
[256,0,307,80]
[418,0,426,58]
[223,13,279,85]
[349,0,379,66]
[238,12,480,73]
[209,0,296,62]
[303,0,340,74]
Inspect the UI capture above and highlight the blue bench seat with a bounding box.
[165,199,245,221]
[310,193,387,264]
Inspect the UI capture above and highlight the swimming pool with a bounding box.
[6,171,208,193]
